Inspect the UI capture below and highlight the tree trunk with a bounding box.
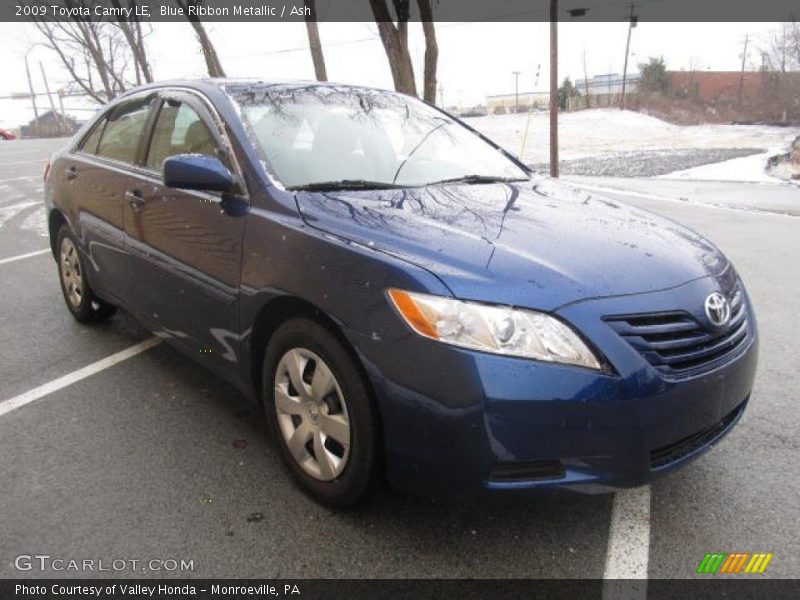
[115,21,153,83]
[369,0,417,96]
[417,0,438,104]
[131,20,153,83]
[190,19,227,77]
[176,0,227,77]
[111,0,153,83]
[304,0,327,81]
[78,21,116,99]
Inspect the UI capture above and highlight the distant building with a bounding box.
[20,110,82,138]
[455,105,488,118]
[486,91,549,114]
[489,74,642,114]
[564,73,640,110]
[575,73,640,95]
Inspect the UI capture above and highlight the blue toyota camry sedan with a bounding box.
[44,79,757,506]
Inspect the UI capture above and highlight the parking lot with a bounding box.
[1,137,798,580]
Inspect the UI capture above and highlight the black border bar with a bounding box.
[5,0,800,22]
[2,579,800,600]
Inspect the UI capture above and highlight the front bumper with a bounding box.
[348,276,759,497]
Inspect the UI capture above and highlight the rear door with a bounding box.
[122,90,247,374]
[60,94,156,304]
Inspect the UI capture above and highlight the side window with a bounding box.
[96,98,152,164]
[78,118,106,155]
[145,100,220,172]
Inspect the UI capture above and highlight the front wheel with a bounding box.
[263,318,379,507]
[56,225,116,323]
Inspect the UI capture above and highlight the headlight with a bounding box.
[387,289,602,370]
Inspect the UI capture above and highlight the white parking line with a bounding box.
[0,248,51,265]
[0,175,40,183]
[0,159,48,167]
[0,149,51,157]
[603,486,651,595]
[0,201,41,212]
[0,337,161,418]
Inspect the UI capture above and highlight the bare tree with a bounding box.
[758,21,800,121]
[175,0,226,77]
[794,22,800,68]
[32,6,132,102]
[369,0,417,96]
[111,0,153,84]
[31,0,153,102]
[761,20,800,72]
[304,0,327,81]
[417,0,438,104]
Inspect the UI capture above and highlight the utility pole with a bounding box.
[780,24,786,72]
[39,62,60,135]
[512,71,521,113]
[620,4,637,110]
[24,54,39,136]
[57,90,67,133]
[738,34,749,106]
[304,0,327,82]
[582,48,591,108]
[549,0,558,177]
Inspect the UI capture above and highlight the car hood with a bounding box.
[295,177,727,310]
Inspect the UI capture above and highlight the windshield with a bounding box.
[228,84,529,190]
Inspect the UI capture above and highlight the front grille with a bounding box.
[649,401,746,469]
[604,280,750,377]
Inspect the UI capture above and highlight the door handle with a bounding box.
[125,189,145,209]
[65,166,78,181]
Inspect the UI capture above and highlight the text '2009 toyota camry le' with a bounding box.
[44,80,758,506]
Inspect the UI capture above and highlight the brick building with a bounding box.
[668,71,800,104]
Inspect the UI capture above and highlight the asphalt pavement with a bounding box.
[0,138,798,580]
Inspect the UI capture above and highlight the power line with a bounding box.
[155,21,480,67]
[0,91,93,101]
[154,1,668,68]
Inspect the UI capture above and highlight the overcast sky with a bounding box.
[0,20,778,110]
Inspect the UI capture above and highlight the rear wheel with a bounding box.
[263,318,378,507]
[56,225,116,323]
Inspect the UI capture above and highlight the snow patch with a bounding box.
[658,149,781,183]
[466,109,800,167]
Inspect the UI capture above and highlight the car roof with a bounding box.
[118,78,384,100]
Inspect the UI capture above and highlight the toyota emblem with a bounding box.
[704,292,731,327]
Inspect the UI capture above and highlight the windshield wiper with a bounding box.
[289,180,405,192]
[430,175,529,186]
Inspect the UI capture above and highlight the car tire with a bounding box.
[262,318,379,508]
[56,224,116,323]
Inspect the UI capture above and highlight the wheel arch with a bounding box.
[48,208,68,258]
[248,294,386,478]
[248,295,378,417]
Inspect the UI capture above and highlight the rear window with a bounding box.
[78,119,105,155]
[96,98,152,165]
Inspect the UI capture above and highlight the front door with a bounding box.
[123,91,247,374]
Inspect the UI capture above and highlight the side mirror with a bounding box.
[163,154,235,193]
